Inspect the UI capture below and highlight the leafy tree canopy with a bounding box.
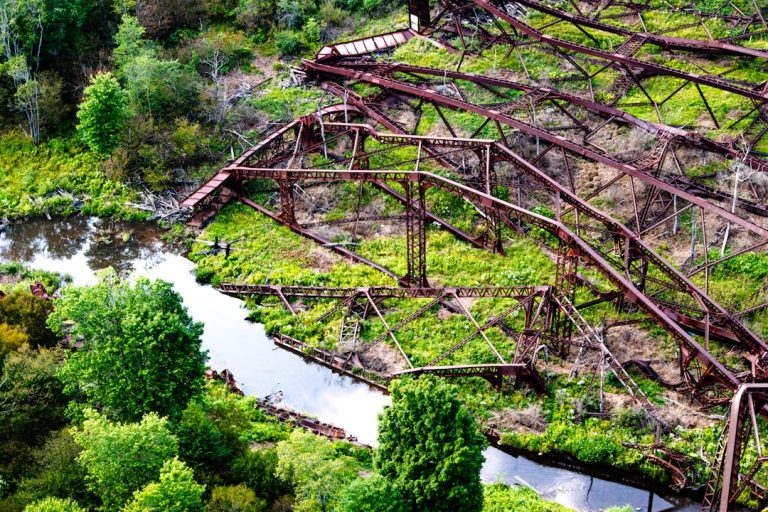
[375,377,486,512]
[335,474,406,512]
[122,457,204,512]
[23,497,86,512]
[275,430,360,512]
[206,484,266,512]
[76,72,130,155]
[73,409,179,510]
[0,345,68,447]
[49,269,207,421]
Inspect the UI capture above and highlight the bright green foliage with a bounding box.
[0,323,28,361]
[0,346,68,447]
[49,269,207,421]
[121,56,199,122]
[206,484,266,512]
[231,449,286,505]
[174,383,251,478]
[23,497,86,512]
[114,15,153,70]
[73,410,179,510]
[334,474,406,512]
[76,73,130,155]
[482,483,572,512]
[123,458,205,512]
[0,131,140,220]
[375,377,486,512]
[275,430,361,512]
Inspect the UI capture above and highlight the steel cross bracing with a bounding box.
[193,109,767,365]
[303,61,768,240]
[182,105,768,400]
[565,0,768,42]
[308,77,767,332]
[436,0,768,103]
[493,0,768,59]
[221,282,552,390]
[306,69,768,329]
[186,109,768,371]
[415,0,768,149]
[701,384,768,511]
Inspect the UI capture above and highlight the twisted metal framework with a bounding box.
[702,384,768,511]
[220,283,553,391]
[183,3,768,504]
[185,113,761,398]
[562,0,768,43]
[420,0,768,152]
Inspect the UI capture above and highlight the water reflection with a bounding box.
[0,216,699,510]
[0,216,389,445]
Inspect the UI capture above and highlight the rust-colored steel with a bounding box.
[221,160,744,391]
[463,0,768,103]
[506,0,768,59]
[701,384,768,511]
[219,283,550,299]
[303,60,768,238]
[230,118,768,363]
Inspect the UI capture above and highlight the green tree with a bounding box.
[123,458,205,512]
[0,323,28,361]
[76,73,129,155]
[23,497,86,512]
[275,430,360,512]
[334,475,406,512]
[14,429,92,509]
[0,346,68,446]
[0,289,57,348]
[73,410,179,510]
[375,377,486,512]
[121,56,199,122]
[49,270,207,421]
[114,15,153,70]
[231,448,286,505]
[206,484,265,512]
[174,384,250,481]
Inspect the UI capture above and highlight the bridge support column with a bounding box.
[551,243,577,355]
[408,0,430,32]
[403,178,428,288]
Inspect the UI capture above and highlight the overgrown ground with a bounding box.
[4,0,768,507]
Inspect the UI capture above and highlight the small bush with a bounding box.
[274,31,303,56]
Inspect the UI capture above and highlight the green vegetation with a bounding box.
[48,270,208,422]
[0,265,574,512]
[0,133,141,220]
[3,0,768,508]
[376,377,486,512]
[76,74,130,156]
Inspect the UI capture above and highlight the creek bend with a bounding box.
[0,216,698,512]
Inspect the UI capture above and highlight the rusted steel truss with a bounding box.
[566,0,768,43]
[495,0,768,59]
[412,0,768,150]
[304,61,768,239]
[222,282,552,391]
[702,384,768,511]
[183,109,766,403]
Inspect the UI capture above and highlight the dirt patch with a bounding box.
[359,342,408,374]
[307,246,339,273]
[492,403,548,434]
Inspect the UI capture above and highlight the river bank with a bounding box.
[0,215,699,511]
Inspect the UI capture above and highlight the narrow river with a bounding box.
[0,216,698,512]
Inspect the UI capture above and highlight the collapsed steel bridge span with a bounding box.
[183,3,768,506]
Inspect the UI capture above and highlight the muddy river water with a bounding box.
[0,216,699,512]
